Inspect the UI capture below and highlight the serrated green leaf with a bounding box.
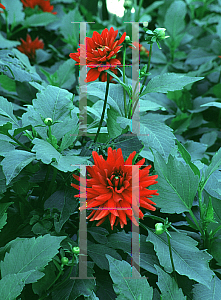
[155,265,187,300]
[0,202,13,233]
[1,0,25,25]
[0,271,36,300]
[88,243,122,270]
[146,229,214,288]
[153,151,199,213]
[0,96,19,126]
[0,34,20,49]
[32,138,90,172]
[1,150,35,185]
[140,73,204,96]
[193,275,221,300]
[203,148,221,185]
[164,1,187,36]
[1,234,65,283]
[116,116,175,161]
[106,255,153,300]
[176,140,200,177]
[23,13,57,27]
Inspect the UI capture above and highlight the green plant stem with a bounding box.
[6,132,31,151]
[94,73,110,143]
[140,43,153,94]
[188,209,204,237]
[166,232,177,283]
[130,79,141,119]
[136,0,144,22]
[198,188,203,219]
[122,45,127,118]
[211,224,221,239]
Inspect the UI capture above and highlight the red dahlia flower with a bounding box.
[0,3,5,12]
[71,147,158,230]
[69,27,126,82]
[129,41,149,57]
[17,34,44,60]
[21,0,57,14]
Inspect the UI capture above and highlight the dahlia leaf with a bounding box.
[23,13,56,27]
[203,147,221,186]
[0,202,12,233]
[88,243,122,270]
[146,229,214,288]
[164,1,187,37]
[155,265,187,300]
[0,96,19,126]
[107,107,123,139]
[0,272,36,300]
[140,73,204,96]
[52,262,96,300]
[1,0,24,25]
[1,149,35,185]
[153,152,199,213]
[192,275,221,300]
[106,254,153,300]
[32,138,90,172]
[0,234,65,282]
[0,34,20,49]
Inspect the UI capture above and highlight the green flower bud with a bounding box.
[72,247,80,254]
[143,22,148,28]
[61,257,69,265]
[44,118,53,126]
[154,28,169,40]
[155,223,164,235]
[125,35,131,41]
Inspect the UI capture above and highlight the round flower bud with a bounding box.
[44,118,53,126]
[143,22,148,28]
[72,247,80,254]
[155,223,164,235]
[125,35,131,41]
[61,257,69,265]
[154,28,166,40]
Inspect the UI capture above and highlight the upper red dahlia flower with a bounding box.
[129,41,149,57]
[17,34,44,60]
[69,27,126,82]
[71,147,159,230]
[21,0,57,14]
[0,3,5,12]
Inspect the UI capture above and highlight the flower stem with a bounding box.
[166,232,177,283]
[6,132,31,152]
[136,0,144,22]
[188,209,204,237]
[94,72,110,143]
[122,45,127,118]
[140,43,153,94]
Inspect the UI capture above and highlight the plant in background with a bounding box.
[20,0,57,14]
[0,0,221,299]
[17,33,44,61]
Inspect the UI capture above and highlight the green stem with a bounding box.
[188,209,204,237]
[198,188,203,220]
[130,79,141,119]
[94,72,110,143]
[6,132,31,152]
[140,43,153,94]
[136,0,144,22]
[122,45,127,118]
[210,224,221,239]
[166,232,177,283]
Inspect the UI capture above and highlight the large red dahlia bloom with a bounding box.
[69,27,126,82]
[21,0,57,14]
[71,147,159,230]
[17,34,44,60]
